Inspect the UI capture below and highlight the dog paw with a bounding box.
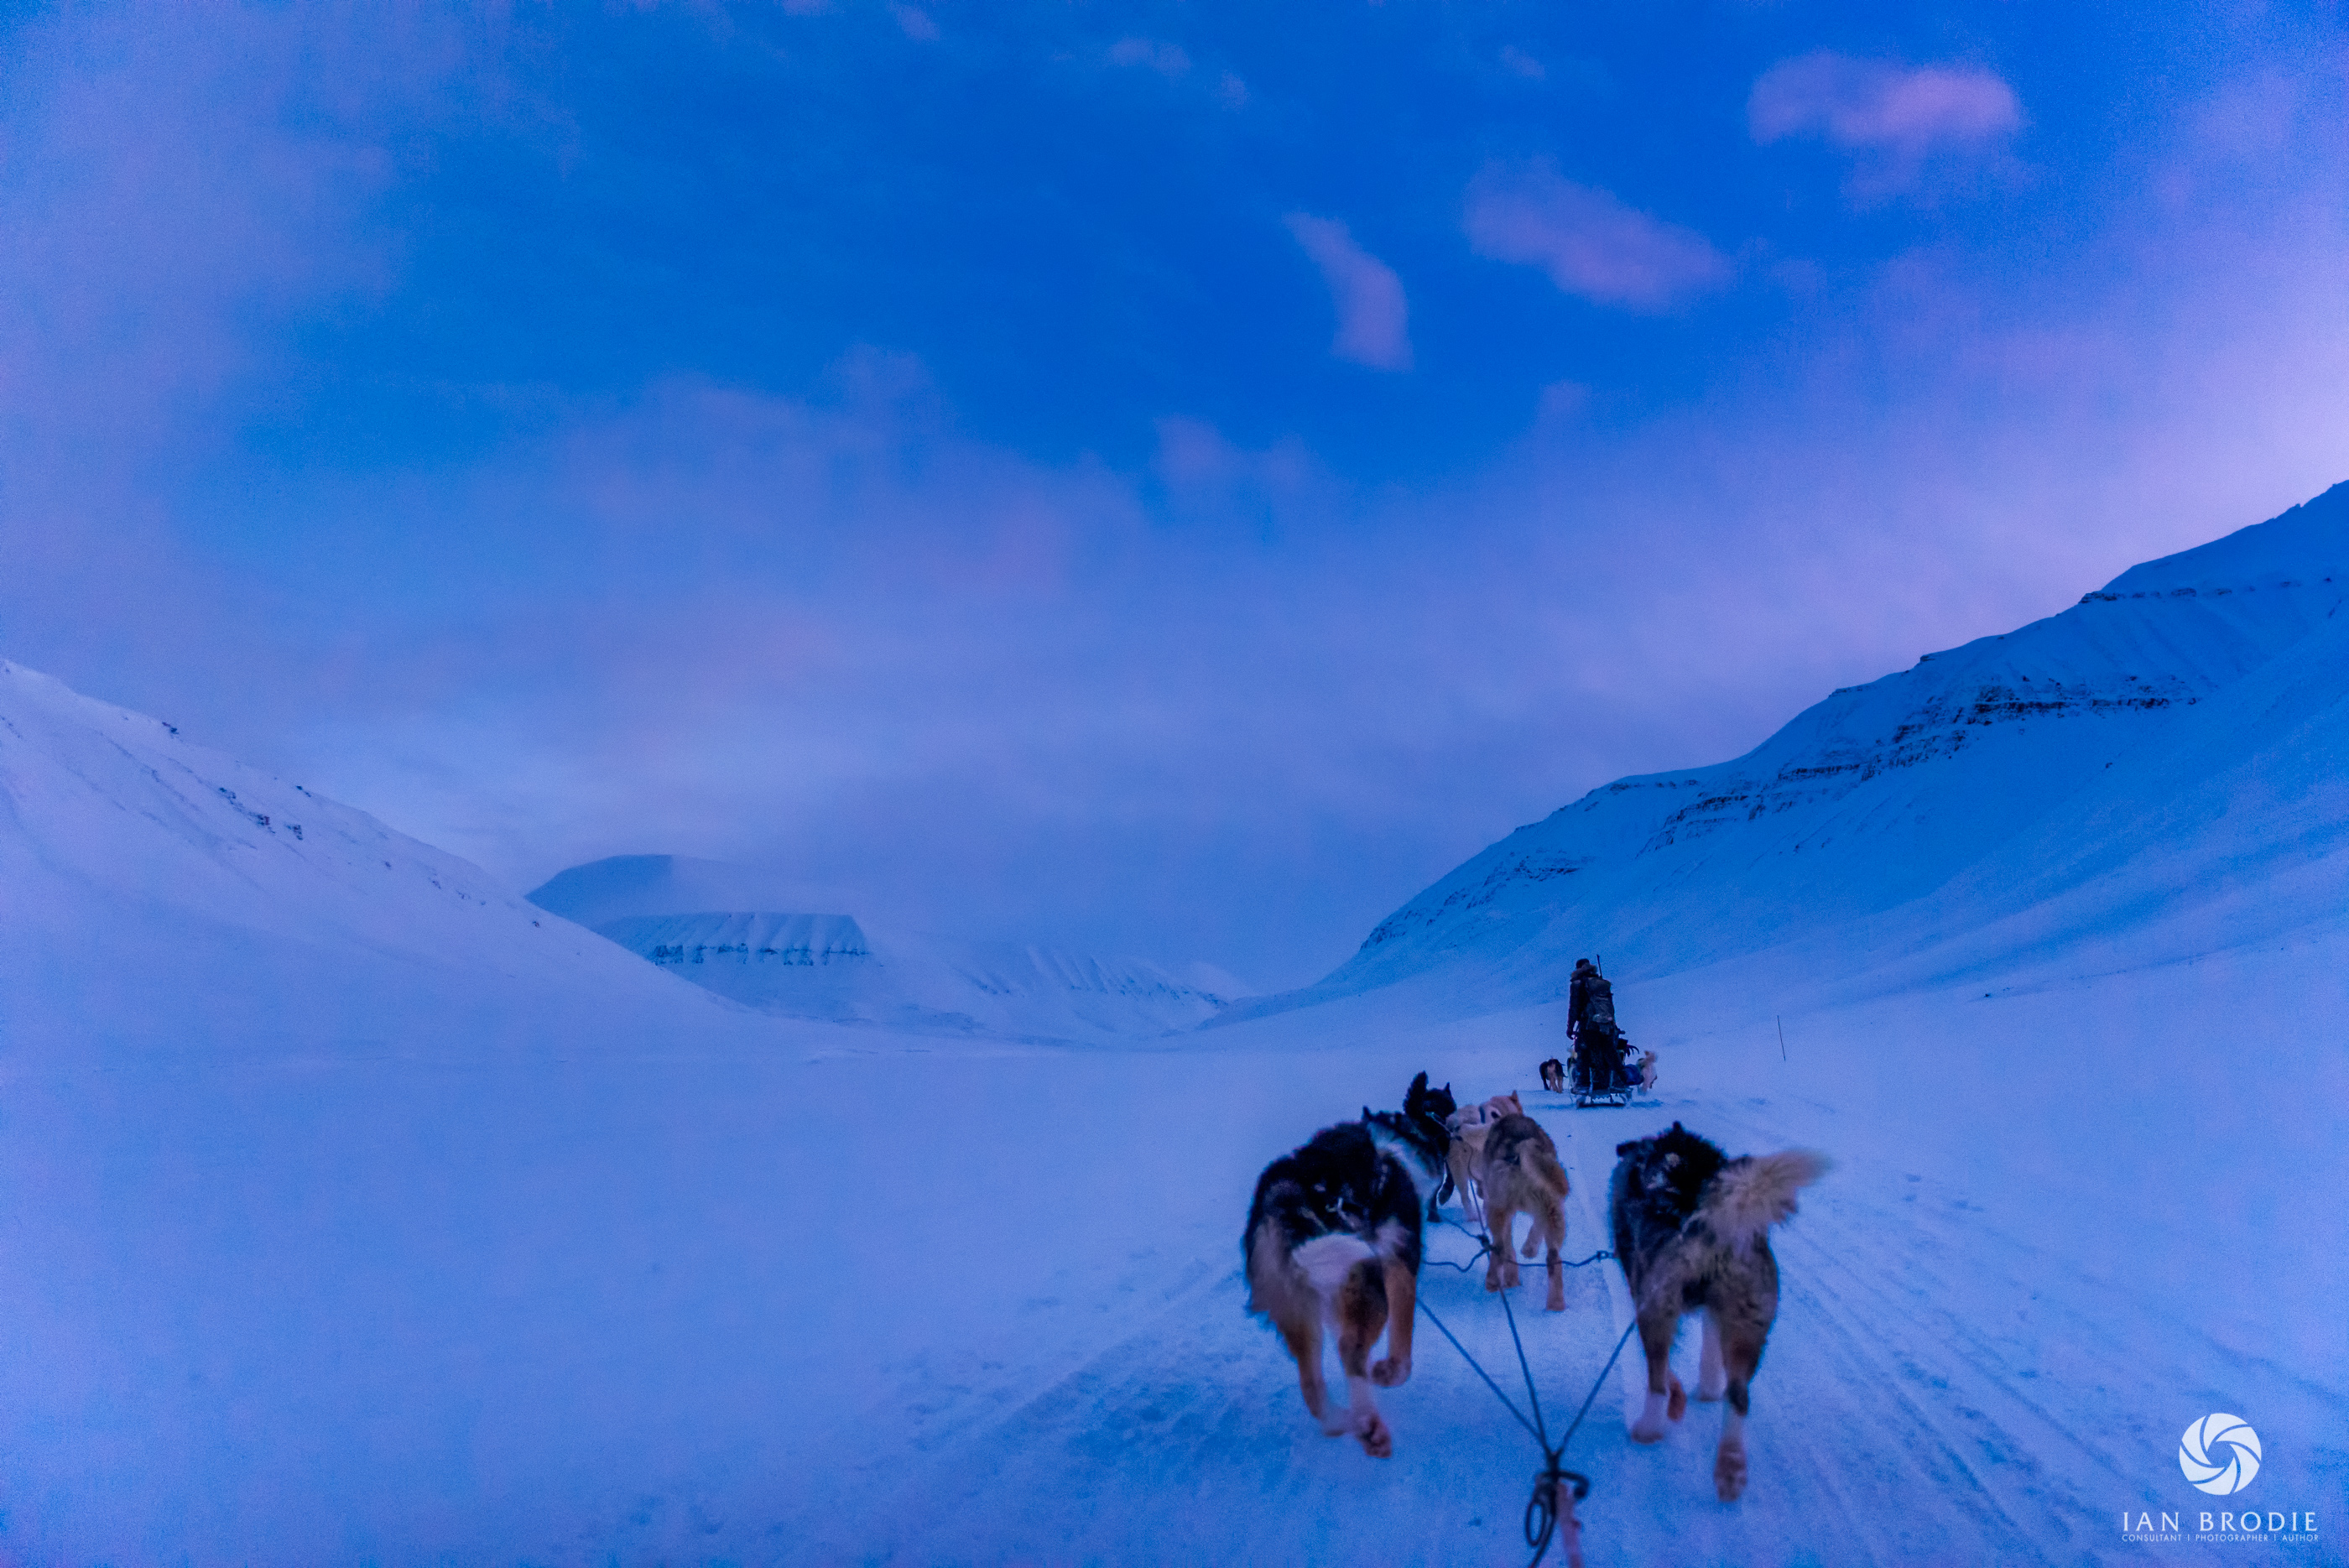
[1714,1439,1747,1501]
[1522,1235,1542,1258]
[1371,1355,1411,1388]
[1629,1414,1669,1444]
[1666,1374,1688,1423]
[1355,1408,1393,1459]
[1544,1289,1566,1313]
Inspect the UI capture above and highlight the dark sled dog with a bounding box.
[1608,1122,1830,1500]
[1242,1073,1452,1457]
[1363,1071,1456,1221]
[1539,1056,1566,1093]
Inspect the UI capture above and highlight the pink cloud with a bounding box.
[1750,54,2021,167]
[1282,214,1413,372]
[1462,160,1729,311]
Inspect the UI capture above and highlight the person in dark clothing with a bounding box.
[1569,958,1630,1094]
[1567,957,1599,1040]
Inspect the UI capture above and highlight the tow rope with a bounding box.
[1418,1218,1637,1568]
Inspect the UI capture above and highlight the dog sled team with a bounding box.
[1548,956,1654,1106]
[1243,1027,1831,1534]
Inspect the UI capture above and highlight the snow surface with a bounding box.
[1,487,2342,1565]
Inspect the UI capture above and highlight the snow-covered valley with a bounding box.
[1,486,2342,1565]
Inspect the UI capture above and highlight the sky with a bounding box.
[3,1,2345,990]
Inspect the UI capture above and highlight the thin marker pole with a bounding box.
[1777,1016,1787,1062]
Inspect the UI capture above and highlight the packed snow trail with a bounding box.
[779,950,2343,1568]
[3,934,2338,1561]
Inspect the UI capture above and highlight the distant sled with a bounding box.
[1570,1050,1636,1108]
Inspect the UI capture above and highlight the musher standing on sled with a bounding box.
[1566,957,1599,1043]
[1567,957,1624,1095]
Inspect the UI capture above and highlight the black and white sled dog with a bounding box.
[1608,1122,1830,1501]
[1242,1073,1453,1458]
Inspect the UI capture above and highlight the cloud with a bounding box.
[1750,54,2021,193]
[9,4,2346,1000]
[1107,37,1190,78]
[1462,160,1729,310]
[1282,214,1414,372]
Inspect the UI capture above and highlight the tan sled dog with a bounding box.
[1477,1112,1570,1310]
[1444,1093,1523,1223]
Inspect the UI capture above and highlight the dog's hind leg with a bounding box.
[1628,1305,1685,1443]
[1273,1308,1345,1436]
[1370,1253,1416,1388]
[1336,1261,1394,1457]
[1712,1313,1768,1500]
[1482,1201,1521,1292]
[1695,1309,1727,1400]
[1716,1403,1748,1502]
[1539,1205,1566,1312]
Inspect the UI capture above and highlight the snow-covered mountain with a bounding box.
[529,853,1237,1043]
[0,659,746,1028]
[1264,482,2348,1020]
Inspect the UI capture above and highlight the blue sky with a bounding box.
[4,2,2346,987]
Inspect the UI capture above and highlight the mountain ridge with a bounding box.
[1220,482,2347,1025]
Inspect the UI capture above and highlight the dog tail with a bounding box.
[1697,1149,1831,1250]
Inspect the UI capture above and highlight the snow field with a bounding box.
[3,894,2340,1562]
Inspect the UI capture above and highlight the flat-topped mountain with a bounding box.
[529,853,1237,1044]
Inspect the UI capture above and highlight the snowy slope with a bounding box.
[8,658,518,956]
[531,853,1235,1042]
[1273,483,2348,1018]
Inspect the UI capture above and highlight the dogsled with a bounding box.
[1566,958,1643,1108]
[1570,1030,1636,1107]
